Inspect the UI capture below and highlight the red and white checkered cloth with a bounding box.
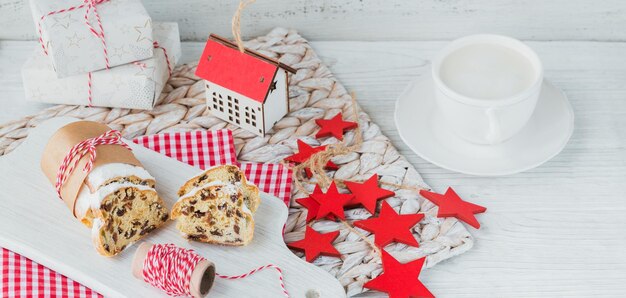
[133,130,238,169]
[134,130,292,205]
[1,129,292,297]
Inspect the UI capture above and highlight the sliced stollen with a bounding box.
[75,164,169,257]
[177,165,260,213]
[171,180,255,246]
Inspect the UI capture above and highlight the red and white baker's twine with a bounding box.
[37,0,109,107]
[142,244,204,296]
[84,40,172,106]
[142,244,290,297]
[36,1,173,107]
[216,264,289,297]
[37,0,110,69]
[55,130,129,197]
[154,41,173,75]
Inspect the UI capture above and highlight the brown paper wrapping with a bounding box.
[40,121,142,217]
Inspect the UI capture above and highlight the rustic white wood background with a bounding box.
[2,0,626,41]
[1,0,626,297]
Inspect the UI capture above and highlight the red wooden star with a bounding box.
[353,201,423,248]
[344,174,395,214]
[284,139,338,178]
[287,226,341,262]
[364,250,434,298]
[315,113,358,140]
[310,181,353,220]
[419,187,486,229]
[295,185,323,223]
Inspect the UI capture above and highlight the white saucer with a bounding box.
[394,78,574,176]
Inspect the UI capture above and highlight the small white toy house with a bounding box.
[195,34,296,136]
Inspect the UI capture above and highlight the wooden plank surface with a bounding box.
[1,0,626,41]
[2,40,626,296]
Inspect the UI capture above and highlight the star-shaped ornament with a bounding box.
[295,185,324,223]
[344,174,395,214]
[364,250,434,298]
[287,226,341,262]
[315,113,358,140]
[419,187,486,229]
[310,181,353,220]
[284,140,339,178]
[353,201,423,248]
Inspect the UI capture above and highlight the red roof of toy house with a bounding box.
[195,34,296,103]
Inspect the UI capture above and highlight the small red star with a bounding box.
[284,139,338,178]
[353,201,423,248]
[310,181,353,220]
[344,174,395,214]
[315,113,358,140]
[287,226,341,262]
[419,187,486,229]
[295,185,323,223]
[364,250,434,298]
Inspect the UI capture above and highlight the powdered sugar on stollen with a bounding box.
[85,163,155,190]
[177,180,237,202]
[75,182,156,220]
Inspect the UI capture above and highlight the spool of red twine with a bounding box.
[132,243,290,297]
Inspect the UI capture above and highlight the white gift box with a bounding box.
[22,22,181,110]
[29,0,154,78]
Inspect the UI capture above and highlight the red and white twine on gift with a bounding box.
[54,130,129,197]
[37,0,111,69]
[84,40,172,107]
[142,244,290,297]
[37,0,113,107]
[153,41,173,75]
[35,1,174,107]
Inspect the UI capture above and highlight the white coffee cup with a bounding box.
[431,34,544,145]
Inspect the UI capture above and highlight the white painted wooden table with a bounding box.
[1,39,625,296]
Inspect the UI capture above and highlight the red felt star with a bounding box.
[287,226,341,262]
[344,174,395,214]
[353,201,423,248]
[310,181,353,220]
[419,187,486,229]
[284,139,339,178]
[315,113,358,140]
[295,185,324,223]
[364,250,434,298]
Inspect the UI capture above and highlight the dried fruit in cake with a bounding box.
[75,164,169,257]
[177,165,260,213]
[172,181,254,246]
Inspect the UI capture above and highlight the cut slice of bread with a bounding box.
[74,163,169,257]
[171,182,254,246]
[177,165,260,213]
[87,183,169,257]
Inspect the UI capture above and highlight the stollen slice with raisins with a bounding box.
[74,164,169,257]
[177,165,260,213]
[171,181,255,246]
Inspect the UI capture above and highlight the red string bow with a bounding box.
[54,129,130,197]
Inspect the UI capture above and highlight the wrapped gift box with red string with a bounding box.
[28,0,155,78]
[22,22,181,109]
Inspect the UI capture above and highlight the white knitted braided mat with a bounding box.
[0,27,474,297]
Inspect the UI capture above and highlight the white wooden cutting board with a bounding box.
[0,117,345,298]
